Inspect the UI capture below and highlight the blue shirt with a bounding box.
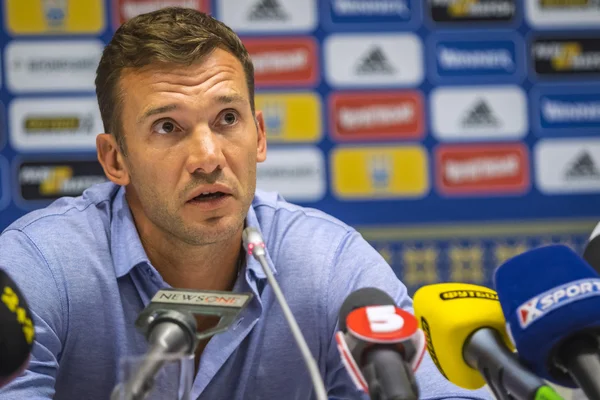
[0,182,490,400]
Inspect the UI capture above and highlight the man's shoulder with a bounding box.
[0,183,120,307]
[251,189,368,287]
[3,182,119,239]
[252,189,354,243]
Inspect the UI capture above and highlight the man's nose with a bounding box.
[185,127,225,175]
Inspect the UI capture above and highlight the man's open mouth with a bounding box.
[190,192,228,202]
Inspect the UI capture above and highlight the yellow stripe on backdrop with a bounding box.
[357,219,599,241]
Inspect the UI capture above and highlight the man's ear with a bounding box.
[255,110,267,163]
[96,133,130,186]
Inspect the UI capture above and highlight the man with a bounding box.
[0,8,490,400]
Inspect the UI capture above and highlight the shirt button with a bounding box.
[234,318,244,330]
[144,267,157,281]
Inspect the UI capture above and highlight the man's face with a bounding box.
[117,48,267,245]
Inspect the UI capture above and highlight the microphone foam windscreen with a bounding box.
[338,287,395,332]
[494,244,600,387]
[0,270,34,379]
[413,283,512,390]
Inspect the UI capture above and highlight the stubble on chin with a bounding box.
[158,195,249,247]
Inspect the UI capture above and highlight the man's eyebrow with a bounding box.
[216,94,248,105]
[138,104,178,124]
[137,95,247,124]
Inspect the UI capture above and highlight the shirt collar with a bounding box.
[110,186,151,278]
[110,186,277,280]
[243,200,277,280]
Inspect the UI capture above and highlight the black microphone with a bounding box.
[112,288,252,400]
[335,287,425,400]
[583,222,600,272]
[0,269,34,387]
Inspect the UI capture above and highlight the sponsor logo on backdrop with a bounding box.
[255,92,322,142]
[355,47,396,75]
[532,37,600,77]
[431,85,527,141]
[534,89,600,135]
[329,91,424,141]
[543,99,600,123]
[526,0,600,27]
[327,0,414,26]
[331,146,429,199]
[256,147,325,202]
[332,0,410,15]
[6,0,105,34]
[566,152,600,179]
[535,139,600,194]
[462,99,500,128]
[436,144,529,196]
[6,40,103,93]
[428,0,516,23]
[9,98,103,151]
[432,38,519,81]
[248,0,288,20]
[244,38,318,87]
[113,0,210,26]
[43,0,68,27]
[17,160,108,202]
[24,117,93,131]
[324,33,423,87]
[217,0,316,32]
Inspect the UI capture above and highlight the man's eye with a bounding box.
[221,112,238,126]
[152,120,178,135]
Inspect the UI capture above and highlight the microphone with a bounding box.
[583,222,600,272]
[0,270,34,387]
[335,287,425,400]
[112,288,253,400]
[242,227,328,400]
[494,244,600,400]
[413,283,562,400]
[113,310,197,400]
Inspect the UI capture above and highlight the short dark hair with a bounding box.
[95,7,255,154]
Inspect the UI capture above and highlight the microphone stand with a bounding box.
[558,335,600,400]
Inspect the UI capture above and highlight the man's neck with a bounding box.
[123,188,244,291]
[130,208,243,291]
[148,236,243,290]
[140,231,243,291]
